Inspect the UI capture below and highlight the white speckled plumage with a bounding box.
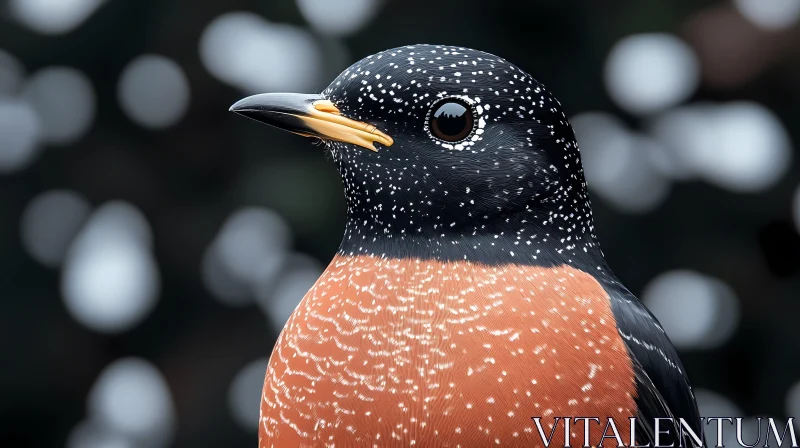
[321,45,601,268]
[241,44,701,448]
[260,255,635,447]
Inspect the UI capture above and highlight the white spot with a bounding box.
[228,358,269,432]
[651,102,792,193]
[200,12,322,93]
[87,357,175,445]
[118,54,190,129]
[786,381,800,421]
[0,49,26,96]
[9,0,105,35]
[0,99,41,173]
[66,420,134,448]
[296,0,384,36]
[23,66,95,145]
[203,207,291,304]
[604,33,699,115]
[572,112,670,213]
[694,389,744,447]
[734,0,800,30]
[62,202,159,333]
[20,189,91,267]
[793,185,800,235]
[643,270,739,350]
[256,253,322,331]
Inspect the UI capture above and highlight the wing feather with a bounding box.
[600,276,703,447]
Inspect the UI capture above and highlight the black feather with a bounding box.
[600,275,704,447]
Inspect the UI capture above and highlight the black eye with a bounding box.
[429,99,475,143]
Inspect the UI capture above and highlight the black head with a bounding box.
[231,45,603,269]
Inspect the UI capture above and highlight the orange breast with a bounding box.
[259,255,636,447]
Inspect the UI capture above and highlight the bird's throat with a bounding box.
[338,211,606,272]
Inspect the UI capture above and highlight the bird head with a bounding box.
[231,45,600,265]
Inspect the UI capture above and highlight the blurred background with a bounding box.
[1,0,799,446]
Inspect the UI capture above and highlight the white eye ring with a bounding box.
[424,96,478,145]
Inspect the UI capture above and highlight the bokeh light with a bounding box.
[20,189,91,267]
[650,101,792,193]
[296,0,384,37]
[604,33,700,115]
[66,420,133,448]
[694,388,744,447]
[61,202,159,333]
[22,67,96,145]
[648,102,715,183]
[793,185,800,235]
[695,388,744,418]
[733,0,800,30]
[228,358,269,432]
[643,270,740,350]
[0,99,41,173]
[702,102,792,192]
[199,12,322,94]
[87,357,175,446]
[787,381,800,419]
[3,2,799,445]
[9,0,106,35]
[571,112,671,213]
[255,253,322,332]
[201,245,252,306]
[215,208,291,284]
[0,49,26,96]
[201,246,252,306]
[202,207,291,307]
[117,54,190,129]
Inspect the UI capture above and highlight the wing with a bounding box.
[599,275,704,447]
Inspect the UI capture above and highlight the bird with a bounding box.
[230,44,702,447]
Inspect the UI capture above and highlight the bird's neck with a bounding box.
[338,202,607,271]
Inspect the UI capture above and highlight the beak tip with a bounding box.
[229,99,246,113]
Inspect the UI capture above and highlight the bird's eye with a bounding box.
[428,99,475,143]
